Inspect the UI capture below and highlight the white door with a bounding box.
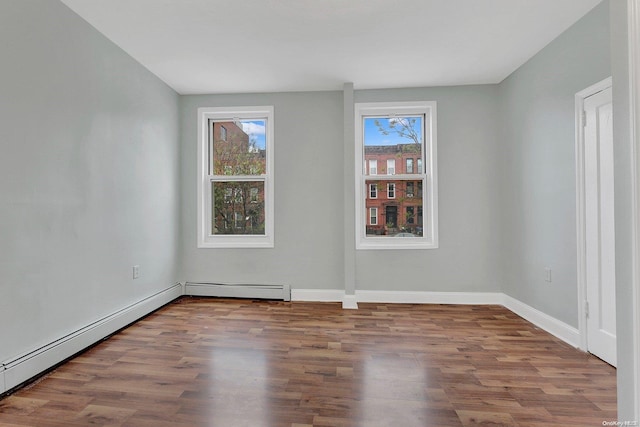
[584,86,616,366]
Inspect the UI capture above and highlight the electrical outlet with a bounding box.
[133,265,140,279]
[544,267,552,283]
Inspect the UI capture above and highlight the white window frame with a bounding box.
[370,207,378,226]
[355,101,438,250]
[369,159,378,175]
[387,159,396,175]
[369,183,377,199]
[387,182,396,199]
[197,106,274,248]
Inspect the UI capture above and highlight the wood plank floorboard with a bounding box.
[0,297,616,426]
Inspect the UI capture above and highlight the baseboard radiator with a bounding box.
[185,282,291,301]
[0,283,182,394]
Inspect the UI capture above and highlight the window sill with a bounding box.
[356,238,438,250]
[198,235,274,249]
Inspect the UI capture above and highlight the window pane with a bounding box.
[369,183,377,199]
[406,182,415,198]
[363,116,423,176]
[406,158,414,173]
[211,120,266,175]
[387,182,395,198]
[211,181,265,235]
[365,179,424,237]
[370,207,378,225]
[387,159,395,175]
[369,159,377,175]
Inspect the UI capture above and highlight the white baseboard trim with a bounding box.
[501,294,580,348]
[355,290,504,305]
[1,283,182,394]
[291,289,503,305]
[342,294,358,309]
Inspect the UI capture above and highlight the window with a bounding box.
[369,183,377,199]
[369,159,378,175]
[406,182,414,198]
[197,106,274,248]
[387,182,396,199]
[406,206,415,224]
[370,207,378,225]
[355,101,438,249]
[387,159,396,175]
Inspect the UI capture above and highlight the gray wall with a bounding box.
[354,86,502,292]
[179,86,502,293]
[180,4,609,300]
[179,92,345,289]
[0,1,180,362]
[498,1,610,327]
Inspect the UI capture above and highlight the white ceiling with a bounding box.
[60,0,603,95]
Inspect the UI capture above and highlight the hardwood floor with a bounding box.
[0,297,616,426]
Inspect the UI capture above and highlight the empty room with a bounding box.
[1,0,639,426]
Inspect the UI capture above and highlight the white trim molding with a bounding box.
[501,295,581,348]
[354,101,438,250]
[196,106,275,249]
[291,289,502,305]
[1,284,182,394]
[355,290,503,305]
[342,294,358,309]
[628,0,640,419]
[574,76,613,352]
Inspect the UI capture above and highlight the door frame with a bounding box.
[628,0,640,419]
[575,76,612,353]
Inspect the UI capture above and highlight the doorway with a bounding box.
[576,78,616,366]
[385,205,398,229]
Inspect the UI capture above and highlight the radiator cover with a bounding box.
[184,282,291,301]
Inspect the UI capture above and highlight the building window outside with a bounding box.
[387,159,396,175]
[370,207,378,225]
[407,182,415,198]
[355,101,438,249]
[369,159,378,175]
[369,183,377,199]
[406,206,415,224]
[387,182,396,199]
[197,106,274,248]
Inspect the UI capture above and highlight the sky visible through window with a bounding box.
[240,120,266,150]
[364,116,423,146]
